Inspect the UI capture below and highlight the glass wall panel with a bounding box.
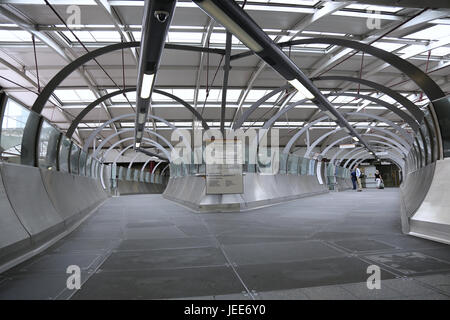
[70,143,80,175]
[59,135,71,173]
[287,154,299,174]
[0,98,30,164]
[85,155,92,177]
[79,150,87,176]
[37,120,60,170]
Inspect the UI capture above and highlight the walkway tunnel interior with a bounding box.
[0,0,449,301]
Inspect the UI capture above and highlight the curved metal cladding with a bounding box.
[0,94,109,272]
[399,97,450,244]
[0,92,164,272]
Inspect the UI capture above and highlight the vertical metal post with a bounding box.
[220,32,232,135]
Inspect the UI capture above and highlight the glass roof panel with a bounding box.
[167,32,202,43]
[405,25,450,40]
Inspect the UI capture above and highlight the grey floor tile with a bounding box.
[236,257,396,293]
[99,247,227,271]
[340,282,404,300]
[333,239,396,253]
[382,278,439,297]
[413,274,450,294]
[365,252,450,275]
[116,237,217,251]
[302,285,357,300]
[258,288,310,300]
[72,266,244,300]
[223,240,345,265]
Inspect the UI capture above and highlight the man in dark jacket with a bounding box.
[351,169,357,190]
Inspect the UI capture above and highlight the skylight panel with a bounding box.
[172,89,195,101]
[197,89,221,102]
[0,30,35,42]
[346,4,402,13]
[332,10,401,20]
[330,96,354,104]
[397,44,427,55]
[132,31,142,40]
[90,31,121,42]
[245,90,270,102]
[62,30,95,42]
[167,32,202,43]
[379,95,397,104]
[54,90,80,102]
[75,89,96,101]
[209,33,241,44]
[371,42,404,52]
[244,4,315,14]
[152,90,173,102]
[405,25,450,40]
[106,90,136,103]
[428,46,450,56]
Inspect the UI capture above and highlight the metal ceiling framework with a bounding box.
[0,0,448,167]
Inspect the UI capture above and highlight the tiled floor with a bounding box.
[0,189,449,300]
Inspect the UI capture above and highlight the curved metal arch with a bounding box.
[67,88,209,138]
[66,87,136,138]
[344,112,414,144]
[352,153,404,171]
[282,115,330,154]
[363,134,409,155]
[347,111,425,165]
[349,146,404,169]
[283,110,412,155]
[340,147,370,167]
[320,133,408,159]
[320,135,352,157]
[351,155,401,171]
[308,118,409,160]
[262,99,411,153]
[366,140,405,158]
[304,128,340,158]
[83,113,191,153]
[102,137,170,162]
[327,90,431,165]
[31,40,223,114]
[128,153,141,169]
[100,137,167,188]
[233,84,291,129]
[153,89,209,130]
[262,98,308,130]
[281,38,445,102]
[161,163,170,175]
[315,76,424,122]
[331,146,361,165]
[335,147,364,166]
[353,125,411,150]
[325,92,420,131]
[152,160,165,174]
[344,150,371,168]
[93,128,173,159]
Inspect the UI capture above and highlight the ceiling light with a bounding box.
[194,0,263,52]
[140,73,155,99]
[339,144,356,149]
[135,142,141,148]
[352,137,359,141]
[288,79,315,100]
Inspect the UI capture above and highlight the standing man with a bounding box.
[355,165,363,192]
[351,169,357,190]
[375,170,383,189]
